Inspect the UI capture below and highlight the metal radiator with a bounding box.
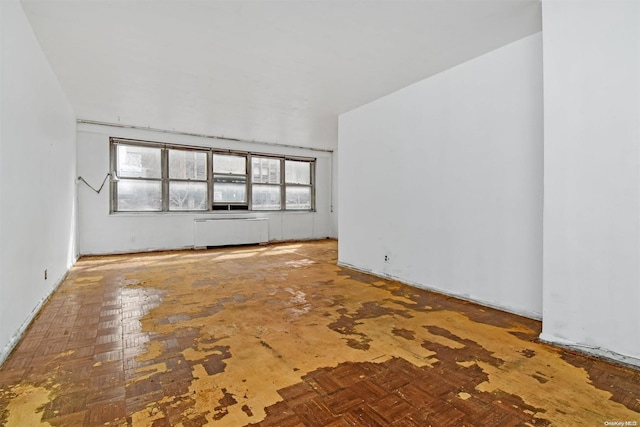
[194,218,268,248]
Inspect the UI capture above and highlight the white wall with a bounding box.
[77,123,335,255]
[331,149,339,238]
[0,0,77,363]
[541,0,640,365]
[339,33,543,318]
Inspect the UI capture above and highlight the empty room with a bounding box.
[1,0,639,425]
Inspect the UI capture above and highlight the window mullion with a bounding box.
[116,176,163,181]
[162,148,169,212]
[208,150,213,211]
[111,140,117,213]
[248,154,253,210]
[311,161,316,211]
[280,158,285,211]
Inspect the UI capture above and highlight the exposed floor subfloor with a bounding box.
[0,240,638,426]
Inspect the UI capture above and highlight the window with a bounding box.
[168,149,208,211]
[285,160,313,210]
[252,157,281,210]
[114,144,162,211]
[110,138,315,213]
[213,154,248,210]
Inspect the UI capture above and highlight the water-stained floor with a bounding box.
[0,240,638,426]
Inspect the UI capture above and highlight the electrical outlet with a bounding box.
[44,269,48,280]
[384,255,389,262]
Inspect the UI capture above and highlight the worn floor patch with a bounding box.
[252,356,549,426]
[0,240,638,426]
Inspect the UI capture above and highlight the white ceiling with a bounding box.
[22,0,541,150]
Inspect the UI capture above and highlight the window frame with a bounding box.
[110,138,316,213]
[111,140,165,212]
[251,154,283,211]
[284,158,315,211]
[167,147,209,212]
[212,152,249,210]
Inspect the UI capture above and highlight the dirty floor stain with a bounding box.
[0,240,638,426]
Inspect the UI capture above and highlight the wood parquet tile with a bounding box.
[0,240,638,426]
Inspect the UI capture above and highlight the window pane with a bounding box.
[213,175,247,202]
[169,149,207,180]
[252,184,281,210]
[285,161,311,185]
[252,157,281,184]
[286,186,312,210]
[169,182,207,211]
[213,154,246,175]
[117,145,161,178]
[117,180,162,211]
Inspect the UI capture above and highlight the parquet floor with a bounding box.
[0,240,638,426]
